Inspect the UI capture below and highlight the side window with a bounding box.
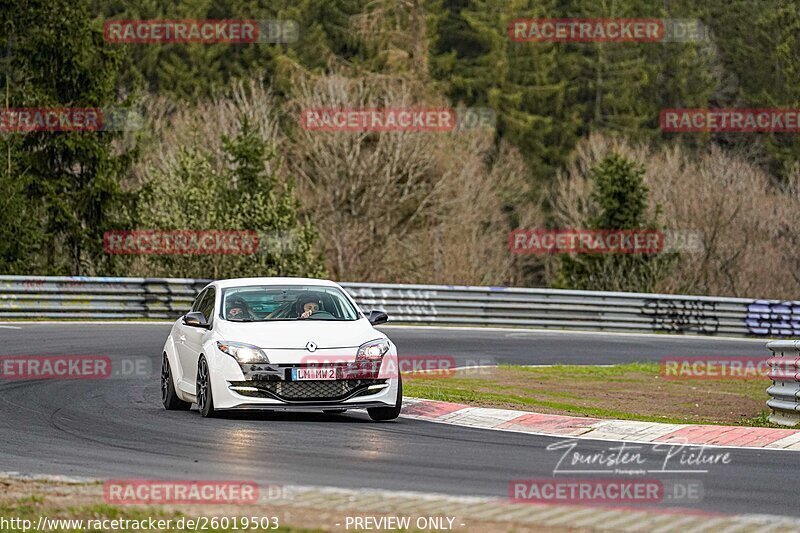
[190,289,207,313]
[199,288,216,324]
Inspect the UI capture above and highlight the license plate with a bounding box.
[292,367,336,381]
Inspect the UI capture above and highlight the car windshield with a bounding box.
[220,285,361,322]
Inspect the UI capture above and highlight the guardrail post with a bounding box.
[142,279,162,319]
[766,340,800,426]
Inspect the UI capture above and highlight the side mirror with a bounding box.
[368,310,389,326]
[183,311,211,329]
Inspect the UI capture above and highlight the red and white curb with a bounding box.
[401,398,800,451]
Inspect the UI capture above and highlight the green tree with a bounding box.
[0,0,132,275]
[708,0,800,179]
[556,154,674,292]
[0,136,43,273]
[119,118,324,279]
[559,0,658,142]
[91,0,370,101]
[589,154,648,229]
[429,0,582,179]
[429,0,501,105]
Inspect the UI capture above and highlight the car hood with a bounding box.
[214,318,383,349]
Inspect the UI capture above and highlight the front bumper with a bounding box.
[227,378,389,403]
[210,358,400,411]
[218,401,392,412]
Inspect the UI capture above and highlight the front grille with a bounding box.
[228,379,386,401]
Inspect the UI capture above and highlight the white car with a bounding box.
[160,277,402,421]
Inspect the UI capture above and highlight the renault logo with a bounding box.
[305,341,317,352]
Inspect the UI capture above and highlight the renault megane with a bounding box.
[160,277,402,421]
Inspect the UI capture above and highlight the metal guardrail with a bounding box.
[0,275,796,338]
[0,276,209,319]
[766,340,800,426]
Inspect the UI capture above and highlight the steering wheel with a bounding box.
[228,308,255,321]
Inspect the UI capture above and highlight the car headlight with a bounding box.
[356,338,390,361]
[217,341,270,364]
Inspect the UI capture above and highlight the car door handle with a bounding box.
[179,335,186,343]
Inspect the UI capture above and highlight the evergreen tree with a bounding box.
[430,0,582,178]
[429,0,501,106]
[1,0,132,275]
[90,0,369,101]
[123,118,325,279]
[557,154,675,292]
[560,0,657,141]
[715,1,800,178]
[501,0,580,177]
[0,135,43,273]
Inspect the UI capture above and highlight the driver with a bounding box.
[296,294,321,319]
[226,297,254,320]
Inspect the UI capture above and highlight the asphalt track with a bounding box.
[0,322,792,519]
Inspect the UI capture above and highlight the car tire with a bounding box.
[367,375,402,422]
[196,356,216,418]
[161,353,191,411]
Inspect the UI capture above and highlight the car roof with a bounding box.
[207,277,342,290]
